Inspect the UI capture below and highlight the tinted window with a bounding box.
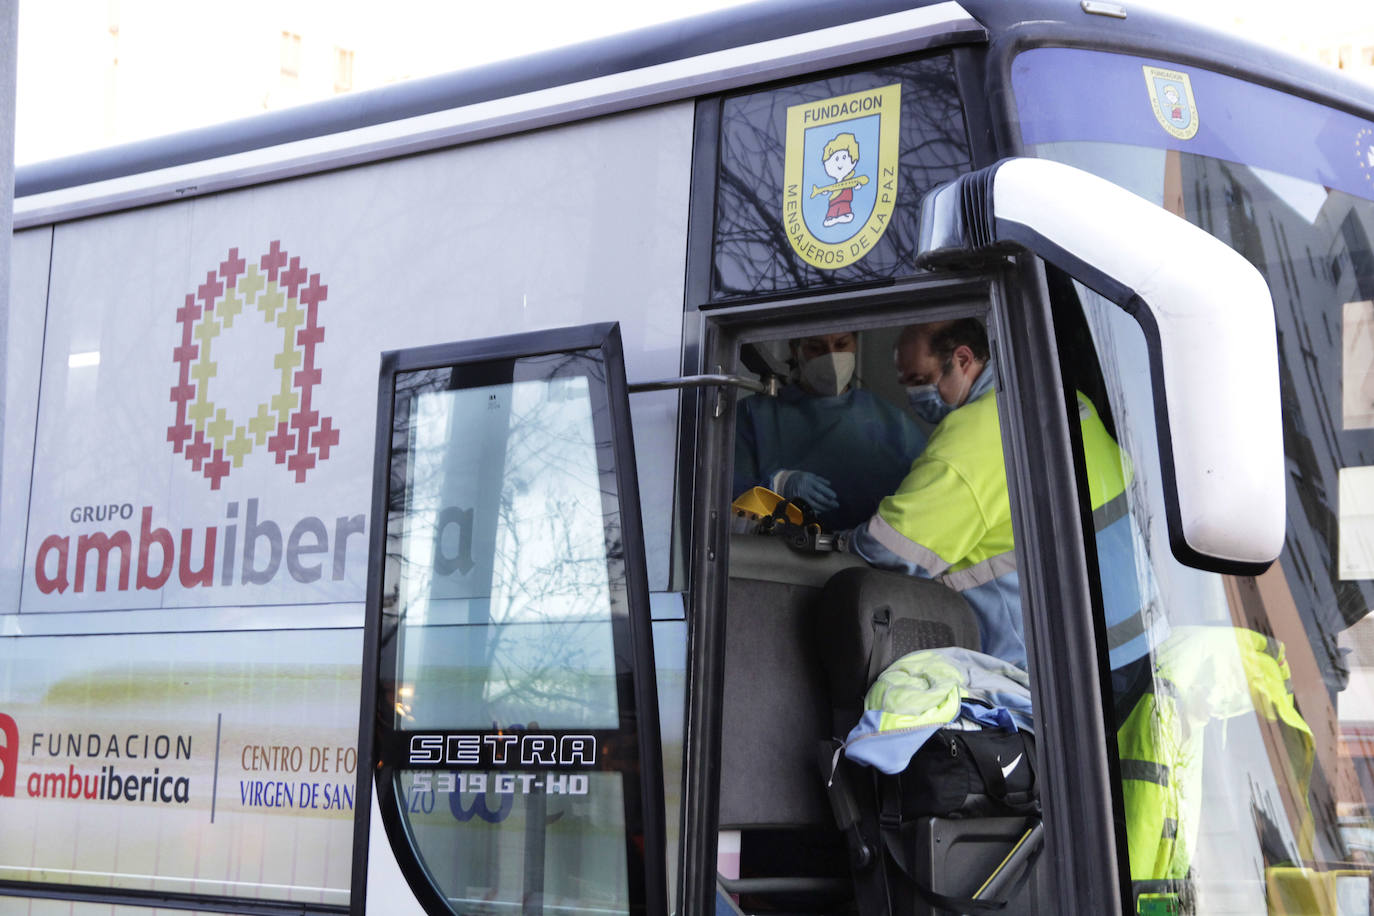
[712,54,970,301]
[371,329,662,914]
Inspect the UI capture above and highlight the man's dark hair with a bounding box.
[927,318,989,364]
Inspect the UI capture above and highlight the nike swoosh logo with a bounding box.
[1001,753,1023,779]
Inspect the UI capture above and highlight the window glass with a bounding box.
[393,372,619,731]
[397,770,630,911]
[0,228,50,612]
[1019,46,1374,911]
[19,105,687,624]
[717,316,1043,909]
[729,325,929,531]
[712,54,971,301]
[377,342,656,914]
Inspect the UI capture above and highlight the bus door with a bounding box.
[678,283,1055,915]
[350,323,667,916]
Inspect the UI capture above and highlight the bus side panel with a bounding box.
[0,101,692,907]
[1,227,52,616]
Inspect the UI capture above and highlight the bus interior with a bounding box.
[713,314,1052,914]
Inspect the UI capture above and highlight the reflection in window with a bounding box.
[1040,135,1374,910]
[1013,46,1374,897]
[1341,466,1374,580]
[1343,301,1374,430]
[400,770,630,913]
[379,341,652,914]
[393,362,619,731]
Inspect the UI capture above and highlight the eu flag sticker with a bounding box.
[1357,126,1374,194]
[1144,66,1198,140]
[783,84,901,270]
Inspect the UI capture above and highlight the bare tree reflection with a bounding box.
[713,56,970,299]
[382,353,624,732]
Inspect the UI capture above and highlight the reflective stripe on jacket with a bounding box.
[1073,393,1165,669]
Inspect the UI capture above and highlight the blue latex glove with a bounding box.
[776,470,839,513]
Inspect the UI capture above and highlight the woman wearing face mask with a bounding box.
[734,331,928,531]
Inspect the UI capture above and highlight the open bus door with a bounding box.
[349,323,667,915]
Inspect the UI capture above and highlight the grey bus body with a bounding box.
[4,2,1374,914]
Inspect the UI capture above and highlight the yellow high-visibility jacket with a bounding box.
[1118,626,1314,881]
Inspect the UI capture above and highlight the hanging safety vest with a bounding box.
[1117,626,1315,883]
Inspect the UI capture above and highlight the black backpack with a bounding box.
[891,727,1038,821]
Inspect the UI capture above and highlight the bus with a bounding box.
[2,0,1372,913]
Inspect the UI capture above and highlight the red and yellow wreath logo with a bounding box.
[167,242,338,490]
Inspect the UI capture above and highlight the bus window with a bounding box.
[355,324,666,915]
[1024,46,1374,912]
[710,53,971,304]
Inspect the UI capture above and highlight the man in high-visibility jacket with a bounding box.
[846,319,1315,896]
[847,318,1162,671]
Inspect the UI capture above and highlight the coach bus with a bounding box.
[3,0,1374,913]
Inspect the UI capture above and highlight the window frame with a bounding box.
[350,322,667,916]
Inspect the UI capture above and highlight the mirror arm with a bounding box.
[917,157,1284,573]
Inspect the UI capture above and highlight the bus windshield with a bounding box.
[1015,46,1374,910]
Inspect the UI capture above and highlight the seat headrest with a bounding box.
[811,567,979,734]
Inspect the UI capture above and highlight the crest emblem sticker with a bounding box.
[1143,66,1198,140]
[783,83,901,270]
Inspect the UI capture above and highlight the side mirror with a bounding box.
[918,157,1284,575]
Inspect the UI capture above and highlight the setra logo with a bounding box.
[0,713,18,797]
[167,242,340,490]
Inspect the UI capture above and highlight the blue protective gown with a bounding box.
[734,384,927,531]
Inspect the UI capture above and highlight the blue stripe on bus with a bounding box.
[1012,46,1374,204]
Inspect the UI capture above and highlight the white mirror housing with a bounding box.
[918,157,1284,575]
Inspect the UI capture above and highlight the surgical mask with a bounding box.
[800,351,855,397]
[906,358,974,424]
[906,383,955,425]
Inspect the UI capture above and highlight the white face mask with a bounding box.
[799,351,856,397]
